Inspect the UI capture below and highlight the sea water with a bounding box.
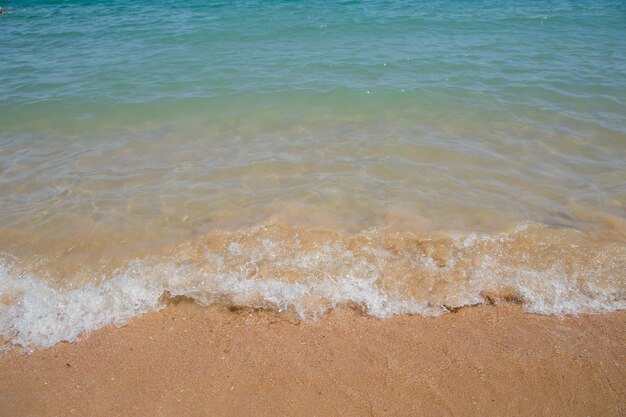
[0,0,625,347]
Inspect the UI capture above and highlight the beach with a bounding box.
[1,304,624,417]
[1,1,625,415]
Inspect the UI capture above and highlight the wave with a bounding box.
[1,222,625,348]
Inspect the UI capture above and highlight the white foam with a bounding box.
[1,225,624,349]
[473,256,626,315]
[0,256,439,348]
[0,260,164,348]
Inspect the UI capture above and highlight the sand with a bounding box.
[0,303,624,417]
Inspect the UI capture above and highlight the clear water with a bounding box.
[0,0,625,347]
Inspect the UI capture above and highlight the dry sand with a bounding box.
[1,303,624,417]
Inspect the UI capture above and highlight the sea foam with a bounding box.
[1,223,625,348]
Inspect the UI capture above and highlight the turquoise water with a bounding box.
[1,1,625,347]
[1,1,625,233]
[2,0,625,130]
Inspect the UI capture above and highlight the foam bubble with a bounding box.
[1,223,624,348]
[0,260,164,348]
[0,257,436,348]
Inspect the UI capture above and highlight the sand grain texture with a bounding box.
[1,304,624,417]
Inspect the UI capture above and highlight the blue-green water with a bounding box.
[1,1,625,347]
[2,0,625,130]
[1,0,625,231]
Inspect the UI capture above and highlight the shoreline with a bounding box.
[1,303,624,416]
[3,220,624,349]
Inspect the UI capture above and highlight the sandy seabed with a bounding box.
[0,303,624,417]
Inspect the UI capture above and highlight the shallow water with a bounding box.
[0,0,625,347]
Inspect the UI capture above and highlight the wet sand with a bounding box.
[1,303,624,417]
